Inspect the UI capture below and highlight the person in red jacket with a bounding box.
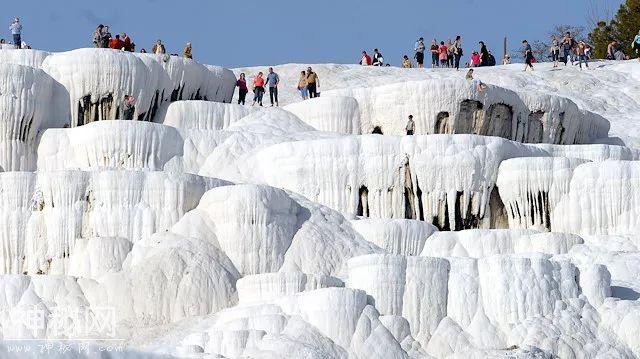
[360,51,372,66]
[122,33,132,52]
[108,34,124,50]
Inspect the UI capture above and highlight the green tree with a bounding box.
[589,21,615,58]
[588,0,640,58]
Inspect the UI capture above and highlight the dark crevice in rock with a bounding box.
[416,180,424,222]
[434,111,451,134]
[372,126,383,135]
[482,103,513,139]
[455,100,484,134]
[489,186,509,229]
[403,161,416,219]
[527,111,545,143]
[357,185,369,217]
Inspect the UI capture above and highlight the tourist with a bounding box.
[360,51,372,66]
[414,37,425,68]
[562,32,574,65]
[430,40,439,67]
[402,55,412,68]
[140,48,147,53]
[152,39,166,55]
[108,34,124,50]
[606,40,617,60]
[438,41,448,67]
[236,73,248,105]
[479,41,489,66]
[551,36,560,67]
[633,30,640,62]
[306,67,319,98]
[9,17,22,49]
[471,51,481,67]
[122,33,133,52]
[522,40,534,71]
[465,68,474,80]
[183,42,192,59]
[447,38,455,67]
[406,115,415,135]
[122,95,135,121]
[487,51,496,66]
[502,54,511,65]
[577,41,589,70]
[93,25,104,48]
[453,36,463,70]
[252,72,265,106]
[101,26,111,48]
[265,67,280,107]
[372,49,384,66]
[298,71,309,100]
[614,50,627,61]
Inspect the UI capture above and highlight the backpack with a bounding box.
[458,48,463,56]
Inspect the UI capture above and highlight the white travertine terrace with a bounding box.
[0,50,638,358]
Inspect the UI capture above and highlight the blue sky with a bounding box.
[3,0,622,68]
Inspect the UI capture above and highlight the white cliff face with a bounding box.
[283,96,362,134]
[325,78,609,143]
[40,49,235,127]
[0,47,639,359]
[162,100,256,130]
[0,49,50,68]
[0,63,69,171]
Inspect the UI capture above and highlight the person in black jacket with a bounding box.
[487,51,496,66]
[479,41,489,66]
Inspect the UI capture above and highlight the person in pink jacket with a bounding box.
[471,51,481,67]
[438,41,449,67]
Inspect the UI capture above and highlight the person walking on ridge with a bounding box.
[577,41,590,70]
[265,67,280,107]
[298,71,309,100]
[252,72,265,106]
[522,40,534,71]
[101,26,111,49]
[406,115,415,136]
[236,73,248,105]
[183,42,193,59]
[551,35,560,68]
[438,41,448,67]
[10,17,22,49]
[306,67,319,98]
[430,40,439,68]
[93,25,104,48]
[561,32,574,66]
[414,37,425,68]
[452,36,463,70]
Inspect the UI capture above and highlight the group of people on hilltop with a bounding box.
[606,31,640,63]
[234,67,320,106]
[360,49,386,66]
[409,36,496,70]
[93,25,135,51]
[92,25,194,60]
[544,32,593,70]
